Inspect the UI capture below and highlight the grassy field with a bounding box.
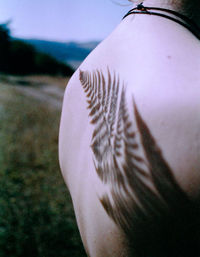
[0,76,86,257]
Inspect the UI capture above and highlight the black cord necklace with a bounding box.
[123,2,200,40]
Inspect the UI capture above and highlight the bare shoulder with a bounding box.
[59,18,200,256]
[60,16,200,195]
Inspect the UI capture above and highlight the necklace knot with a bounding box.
[136,2,147,12]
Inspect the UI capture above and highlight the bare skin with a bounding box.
[59,1,200,256]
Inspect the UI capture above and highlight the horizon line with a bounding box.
[12,35,102,44]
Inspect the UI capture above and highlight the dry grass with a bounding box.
[0,73,70,89]
[25,75,70,89]
[0,79,86,257]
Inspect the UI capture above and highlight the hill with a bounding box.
[20,39,100,69]
[0,23,74,76]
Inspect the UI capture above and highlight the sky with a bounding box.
[0,0,132,42]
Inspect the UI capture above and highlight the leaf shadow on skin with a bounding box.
[79,68,200,257]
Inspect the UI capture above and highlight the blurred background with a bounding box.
[0,1,131,256]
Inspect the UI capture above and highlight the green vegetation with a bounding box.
[0,85,86,256]
[0,23,74,76]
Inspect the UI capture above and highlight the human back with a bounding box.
[59,1,200,256]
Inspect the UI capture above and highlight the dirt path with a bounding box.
[0,75,68,110]
[15,84,64,109]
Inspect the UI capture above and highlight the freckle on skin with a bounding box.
[167,55,172,59]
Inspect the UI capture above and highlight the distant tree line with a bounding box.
[0,23,74,76]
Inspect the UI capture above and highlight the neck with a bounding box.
[130,0,200,24]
